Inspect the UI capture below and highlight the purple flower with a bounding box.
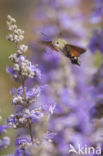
[45,132,56,140]
[14,146,31,156]
[7,114,18,128]
[0,116,10,151]
[6,13,56,156]
[90,0,103,23]
[0,125,9,134]
[42,101,56,114]
[26,85,47,99]
[6,65,16,76]
[30,0,101,155]
[11,85,46,97]
[7,54,41,82]
[89,29,103,54]
[15,137,31,146]
[7,108,45,128]
[30,109,44,119]
[0,137,10,150]
[10,85,47,107]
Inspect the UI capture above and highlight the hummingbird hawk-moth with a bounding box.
[41,38,86,66]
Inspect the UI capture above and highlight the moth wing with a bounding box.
[40,40,59,51]
[40,40,52,46]
[68,44,86,57]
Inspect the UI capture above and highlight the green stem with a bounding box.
[22,81,34,144]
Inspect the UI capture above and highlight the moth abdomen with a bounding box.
[71,57,80,66]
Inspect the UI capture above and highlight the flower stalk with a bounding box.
[6,15,56,156]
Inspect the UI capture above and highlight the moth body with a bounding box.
[41,37,86,66]
[52,38,82,65]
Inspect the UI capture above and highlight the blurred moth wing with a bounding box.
[40,32,59,51]
[40,40,59,51]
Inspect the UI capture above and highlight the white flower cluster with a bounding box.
[8,114,17,128]
[12,95,24,105]
[7,15,24,43]
[8,55,37,82]
[17,44,28,54]
[18,57,35,78]
[7,15,28,56]
[8,108,44,129]
[6,15,39,82]
[12,92,37,106]
[12,56,35,79]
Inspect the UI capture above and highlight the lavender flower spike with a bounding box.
[0,115,10,151]
[6,15,55,156]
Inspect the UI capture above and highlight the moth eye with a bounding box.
[56,41,59,44]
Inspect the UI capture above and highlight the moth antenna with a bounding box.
[40,32,52,41]
[40,32,49,38]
